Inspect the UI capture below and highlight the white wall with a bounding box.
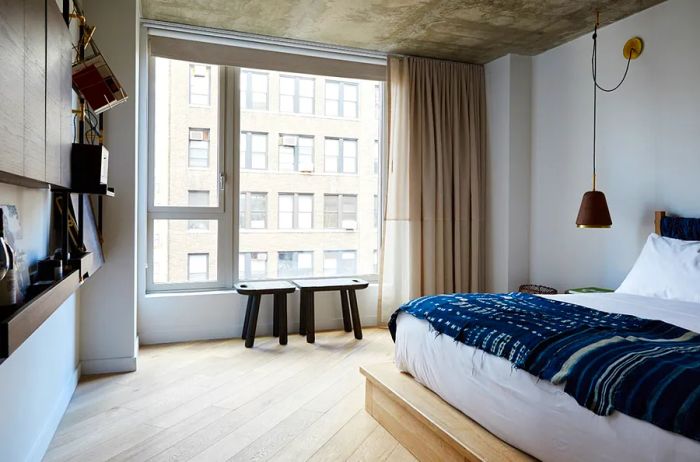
[79,0,140,373]
[0,185,80,461]
[485,54,532,293]
[529,0,700,292]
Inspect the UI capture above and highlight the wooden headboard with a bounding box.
[654,210,700,241]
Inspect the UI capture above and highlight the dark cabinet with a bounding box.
[0,0,72,188]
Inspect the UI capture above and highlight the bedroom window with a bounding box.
[148,55,384,290]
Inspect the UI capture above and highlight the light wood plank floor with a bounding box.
[44,328,417,462]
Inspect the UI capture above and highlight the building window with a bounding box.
[187,253,209,281]
[325,80,358,118]
[324,138,357,174]
[323,250,357,276]
[324,194,357,229]
[189,64,211,106]
[239,252,267,280]
[240,131,268,170]
[188,128,210,168]
[188,190,211,231]
[279,135,314,172]
[240,192,267,229]
[278,193,313,229]
[278,251,313,277]
[241,70,268,110]
[279,75,314,114]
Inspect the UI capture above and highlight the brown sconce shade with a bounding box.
[576,190,612,228]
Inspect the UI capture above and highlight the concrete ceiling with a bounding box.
[141,0,665,64]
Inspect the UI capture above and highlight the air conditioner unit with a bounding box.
[280,135,298,146]
[189,130,204,141]
[253,253,267,261]
[341,220,357,230]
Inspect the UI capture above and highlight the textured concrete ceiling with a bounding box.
[141,0,665,64]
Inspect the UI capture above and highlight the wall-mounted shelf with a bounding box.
[0,270,80,361]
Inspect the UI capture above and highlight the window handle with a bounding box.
[219,172,225,191]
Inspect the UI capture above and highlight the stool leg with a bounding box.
[299,291,307,336]
[348,289,362,340]
[306,292,315,344]
[273,295,280,338]
[340,290,352,332]
[278,294,288,345]
[242,296,253,339]
[245,295,261,348]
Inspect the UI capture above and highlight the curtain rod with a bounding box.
[142,19,387,66]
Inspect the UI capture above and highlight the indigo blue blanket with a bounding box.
[388,292,700,441]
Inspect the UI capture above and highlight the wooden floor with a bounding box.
[44,328,417,462]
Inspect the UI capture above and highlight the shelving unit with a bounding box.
[0,270,80,362]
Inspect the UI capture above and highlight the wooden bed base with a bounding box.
[361,363,535,462]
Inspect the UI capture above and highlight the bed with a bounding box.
[365,211,700,461]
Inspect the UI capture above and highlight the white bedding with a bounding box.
[394,293,700,462]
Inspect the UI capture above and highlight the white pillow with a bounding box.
[616,233,700,304]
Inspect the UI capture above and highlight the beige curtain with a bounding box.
[378,55,486,323]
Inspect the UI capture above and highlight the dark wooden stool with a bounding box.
[292,278,369,344]
[234,281,296,348]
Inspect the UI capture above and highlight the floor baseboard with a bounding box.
[81,356,137,375]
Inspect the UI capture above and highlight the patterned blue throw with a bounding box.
[388,292,700,441]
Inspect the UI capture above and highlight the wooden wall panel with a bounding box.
[23,0,47,181]
[0,0,26,176]
[45,0,72,187]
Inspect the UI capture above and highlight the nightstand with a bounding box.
[566,287,614,294]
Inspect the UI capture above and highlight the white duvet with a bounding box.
[394,293,700,462]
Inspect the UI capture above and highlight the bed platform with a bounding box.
[360,363,535,462]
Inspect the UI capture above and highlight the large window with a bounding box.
[278,251,313,277]
[325,80,358,118]
[240,192,267,229]
[188,128,209,168]
[189,64,211,106]
[241,70,268,110]
[324,138,357,174]
[324,194,357,229]
[324,250,357,276]
[280,75,314,114]
[149,58,228,290]
[149,57,384,289]
[279,135,314,172]
[278,193,313,229]
[240,131,267,170]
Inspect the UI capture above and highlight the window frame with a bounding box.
[325,80,358,118]
[278,134,314,172]
[239,191,268,229]
[188,128,210,168]
[240,131,268,170]
[147,59,233,292]
[323,194,357,229]
[189,64,212,107]
[187,252,210,281]
[324,137,358,174]
[279,75,315,114]
[240,69,269,111]
[278,192,314,230]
